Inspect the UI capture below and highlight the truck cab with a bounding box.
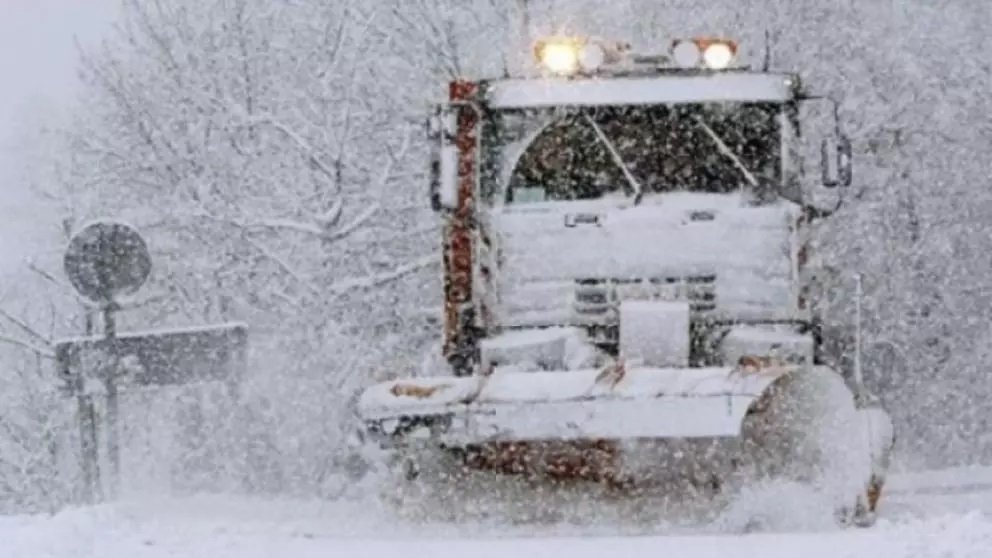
[428,37,852,378]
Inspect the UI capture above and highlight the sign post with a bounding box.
[101,304,120,499]
[59,220,249,503]
[62,221,151,502]
[76,308,101,504]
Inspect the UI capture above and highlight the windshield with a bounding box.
[498,103,783,205]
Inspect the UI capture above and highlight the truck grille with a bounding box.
[573,275,717,317]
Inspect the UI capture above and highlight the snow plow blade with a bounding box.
[357,364,796,446]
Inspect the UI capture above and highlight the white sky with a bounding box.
[0,0,118,271]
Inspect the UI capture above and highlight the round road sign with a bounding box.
[64,221,151,303]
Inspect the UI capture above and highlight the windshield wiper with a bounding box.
[691,115,760,191]
[582,113,644,204]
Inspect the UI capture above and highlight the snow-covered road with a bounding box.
[3,467,992,558]
[4,510,991,558]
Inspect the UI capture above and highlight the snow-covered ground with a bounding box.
[3,467,992,558]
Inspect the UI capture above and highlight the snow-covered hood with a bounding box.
[485,193,803,327]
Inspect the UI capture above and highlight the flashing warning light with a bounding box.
[671,38,738,70]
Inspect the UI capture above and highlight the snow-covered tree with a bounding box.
[15,0,451,498]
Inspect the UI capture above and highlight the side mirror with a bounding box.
[427,104,459,212]
[820,134,852,188]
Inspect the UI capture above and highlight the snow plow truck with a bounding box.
[355,36,895,527]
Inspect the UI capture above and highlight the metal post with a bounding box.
[226,327,248,490]
[62,221,150,504]
[77,383,101,503]
[102,305,120,499]
[77,309,101,504]
[853,274,866,398]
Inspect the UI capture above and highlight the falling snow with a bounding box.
[1,0,991,555]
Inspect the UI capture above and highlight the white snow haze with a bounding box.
[0,0,117,271]
[1,1,992,556]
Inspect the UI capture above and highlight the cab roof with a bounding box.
[482,71,800,110]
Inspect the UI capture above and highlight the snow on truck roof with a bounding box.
[485,72,797,109]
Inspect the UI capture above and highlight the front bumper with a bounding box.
[357,364,800,447]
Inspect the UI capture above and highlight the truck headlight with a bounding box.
[672,38,738,70]
[703,42,735,69]
[536,38,581,75]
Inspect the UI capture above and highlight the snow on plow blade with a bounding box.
[357,365,796,446]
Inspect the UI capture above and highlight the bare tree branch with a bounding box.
[0,335,54,360]
[241,236,320,297]
[326,254,438,297]
[323,125,414,243]
[0,308,52,347]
